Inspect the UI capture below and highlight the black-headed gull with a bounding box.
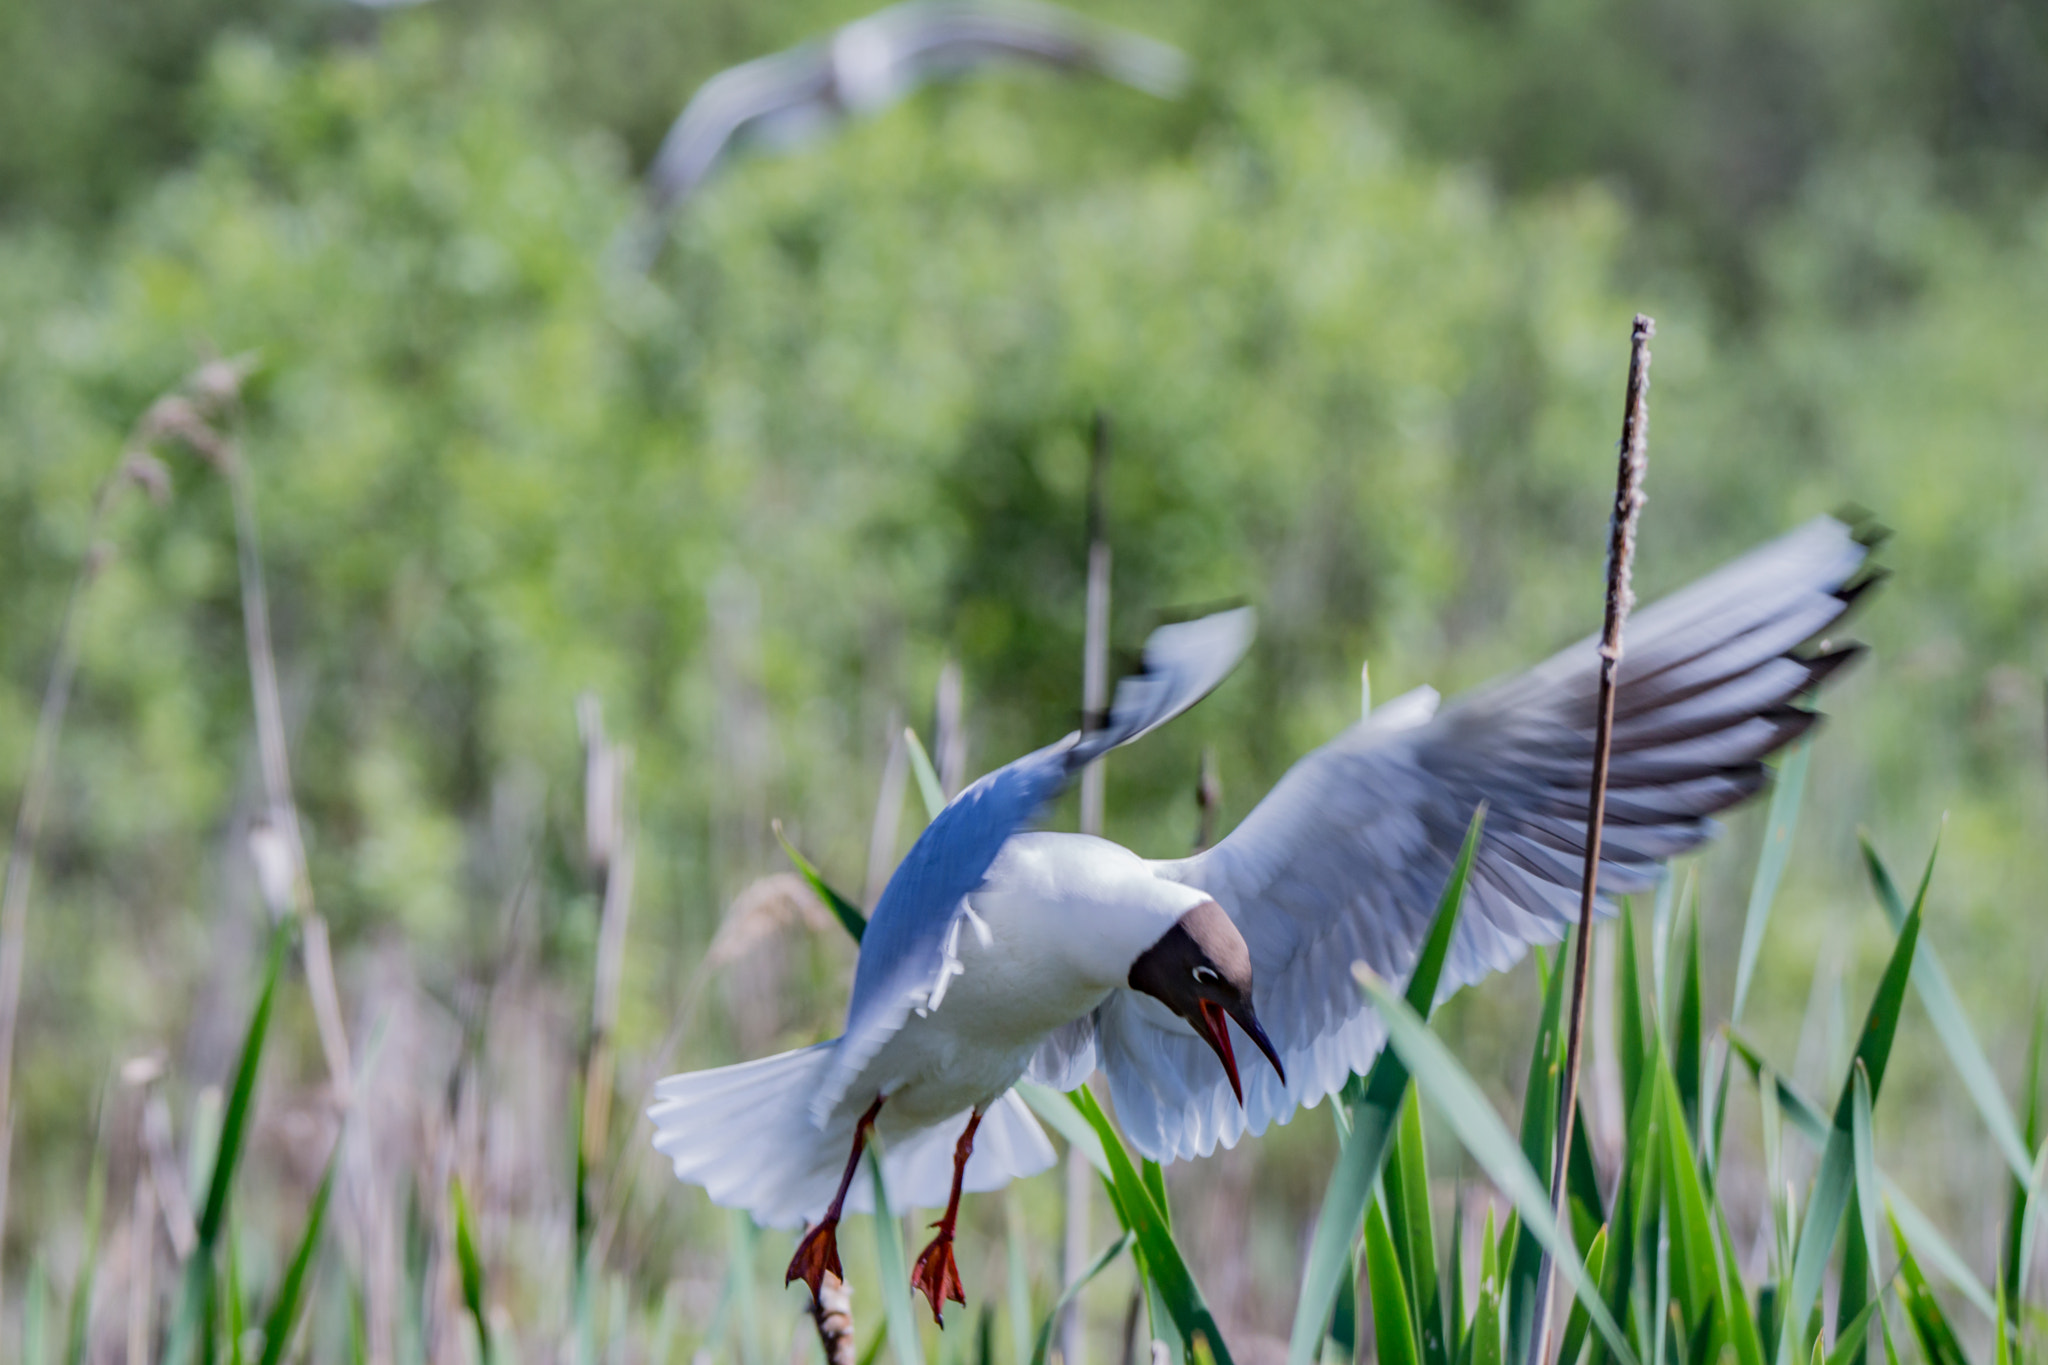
[650,515,1875,1320]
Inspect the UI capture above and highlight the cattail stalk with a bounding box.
[810,1272,858,1365]
[1528,314,1653,1365]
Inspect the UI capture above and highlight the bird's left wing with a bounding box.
[811,607,1255,1123]
[1094,516,1878,1162]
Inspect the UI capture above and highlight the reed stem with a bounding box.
[1527,314,1653,1365]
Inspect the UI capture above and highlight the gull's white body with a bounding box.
[861,835,1208,1125]
[651,517,1877,1230]
[649,834,1212,1227]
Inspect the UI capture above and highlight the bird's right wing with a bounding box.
[1102,516,1878,1162]
[812,607,1256,1124]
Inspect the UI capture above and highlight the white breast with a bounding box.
[856,832,1210,1125]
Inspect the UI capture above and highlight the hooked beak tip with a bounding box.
[1236,1006,1287,1088]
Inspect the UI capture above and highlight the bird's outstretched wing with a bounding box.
[1093,516,1878,1161]
[811,607,1256,1123]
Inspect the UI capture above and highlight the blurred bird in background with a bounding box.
[649,515,1878,1321]
[624,0,1190,263]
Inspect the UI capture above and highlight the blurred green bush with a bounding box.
[0,1,2044,1348]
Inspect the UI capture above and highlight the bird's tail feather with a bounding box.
[649,1044,1057,1229]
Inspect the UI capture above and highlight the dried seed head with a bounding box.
[189,352,258,411]
[141,395,230,467]
[704,873,838,968]
[120,1053,166,1087]
[119,450,174,505]
[248,816,297,920]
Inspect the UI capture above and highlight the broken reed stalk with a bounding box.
[1527,313,1652,1365]
[1063,408,1114,1365]
[0,380,184,1304]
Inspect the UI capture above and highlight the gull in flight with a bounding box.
[650,515,1877,1319]
[625,0,1189,264]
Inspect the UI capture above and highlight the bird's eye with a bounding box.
[1191,965,1219,986]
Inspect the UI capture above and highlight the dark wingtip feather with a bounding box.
[1834,566,1889,614]
[1831,504,1892,550]
[1799,643,1865,690]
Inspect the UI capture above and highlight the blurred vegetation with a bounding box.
[0,0,2045,1359]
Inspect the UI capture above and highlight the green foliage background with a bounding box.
[0,0,2045,1351]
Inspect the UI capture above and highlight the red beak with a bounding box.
[1196,1000,1244,1105]
[1193,1000,1286,1107]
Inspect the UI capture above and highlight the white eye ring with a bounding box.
[1191,965,1220,986]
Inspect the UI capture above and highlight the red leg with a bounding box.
[786,1095,886,1299]
[910,1109,983,1325]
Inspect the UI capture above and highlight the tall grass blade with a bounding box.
[1333,1246,1362,1364]
[1618,900,1647,1141]
[1836,1064,1881,1365]
[1557,1227,1608,1365]
[1289,808,1484,1365]
[1567,1104,1605,1253]
[452,1177,493,1365]
[165,923,291,1365]
[1887,1185,1999,1322]
[2010,1142,2048,1337]
[1714,1202,1767,1365]
[1028,1235,1133,1365]
[1451,1197,1470,1357]
[775,820,868,943]
[1007,1189,1033,1365]
[1776,900,1921,1365]
[1367,1201,1423,1365]
[1859,834,2031,1180]
[1355,969,1638,1365]
[1652,1069,1718,1332]
[1823,1299,1883,1365]
[1143,1159,1172,1229]
[903,729,947,823]
[1389,1097,1449,1365]
[870,1150,927,1365]
[26,1256,49,1365]
[2004,1000,2045,1312]
[1889,1208,1969,1365]
[1652,871,1681,1028]
[62,1137,105,1365]
[1585,1071,1654,1365]
[1732,739,1809,1023]
[1727,1038,2000,1324]
[1473,1273,1503,1365]
[1509,945,1570,1365]
[1068,1085,1235,1365]
[1675,916,1703,1143]
[258,1144,338,1365]
[226,1224,248,1365]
